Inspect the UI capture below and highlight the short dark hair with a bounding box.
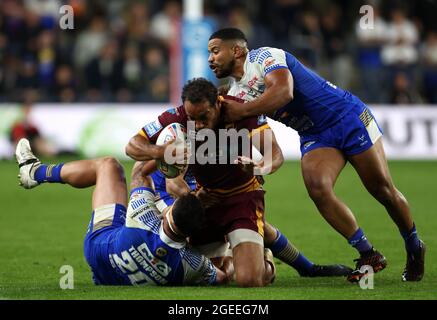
[181,78,218,107]
[209,28,247,43]
[172,193,205,236]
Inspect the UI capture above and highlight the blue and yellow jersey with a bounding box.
[84,188,217,286]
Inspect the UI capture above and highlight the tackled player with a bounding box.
[126,78,352,287]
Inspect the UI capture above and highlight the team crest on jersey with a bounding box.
[156,247,168,257]
[144,119,163,137]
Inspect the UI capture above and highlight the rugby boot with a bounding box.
[347,248,387,283]
[300,264,353,277]
[402,240,426,281]
[15,138,41,189]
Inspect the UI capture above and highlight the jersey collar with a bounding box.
[159,223,186,249]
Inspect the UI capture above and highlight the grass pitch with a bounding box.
[0,159,436,300]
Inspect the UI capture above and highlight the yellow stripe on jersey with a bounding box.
[256,208,264,237]
[249,124,270,138]
[138,129,149,139]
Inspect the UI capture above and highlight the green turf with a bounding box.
[0,159,436,299]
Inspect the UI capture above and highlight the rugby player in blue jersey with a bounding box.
[207,28,425,282]
[15,139,237,286]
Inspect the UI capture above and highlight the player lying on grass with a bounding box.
[15,138,247,286]
[207,28,425,282]
[126,78,351,287]
[144,160,353,278]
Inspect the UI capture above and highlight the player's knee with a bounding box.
[99,157,125,177]
[369,180,396,206]
[100,156,122,169]
[235,270,264,287]
[306,179,334,203]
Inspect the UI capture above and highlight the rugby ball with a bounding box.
[156,123,188,178]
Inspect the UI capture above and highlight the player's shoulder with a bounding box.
[161,105,186,119]
[157,104,187,126]
[247,47,286,64]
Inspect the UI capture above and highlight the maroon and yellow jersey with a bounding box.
[139,96,270,197]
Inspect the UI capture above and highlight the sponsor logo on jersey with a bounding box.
[144,120,163,137]
[264,58,276,68]
[109,242,173,285]
[237,91,246,99]
[248,75,259,88]
[136,243,172,276]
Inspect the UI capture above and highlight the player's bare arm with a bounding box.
[139,159,158,177]
[237,125,284,175]
[126,133,185,162]
[214,257,234,284]
[126,133,165,161]
[223,69,294,122]
[166,175,191,198]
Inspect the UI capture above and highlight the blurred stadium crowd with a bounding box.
[0,0,436,105]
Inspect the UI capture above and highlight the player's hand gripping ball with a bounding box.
[156,123,188,178]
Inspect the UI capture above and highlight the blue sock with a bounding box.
[34,164,64,183]
[401,224,421,253]
[292,254,316,275]
[268,229,314,275]
[269,229,288,254]
[348,228,373,254]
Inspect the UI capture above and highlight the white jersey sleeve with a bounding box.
[255,47,288,76]
[227,47,288,102]
[125,188,162,232]
[180,248,217,285]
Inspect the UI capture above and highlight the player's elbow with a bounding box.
[276,149,284,168]
[283,87,293,103]
[272,85,293,108]
[271,148,284,174]
[126,134,148,160]
[125,137,138,159]
[125,141,134,158]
